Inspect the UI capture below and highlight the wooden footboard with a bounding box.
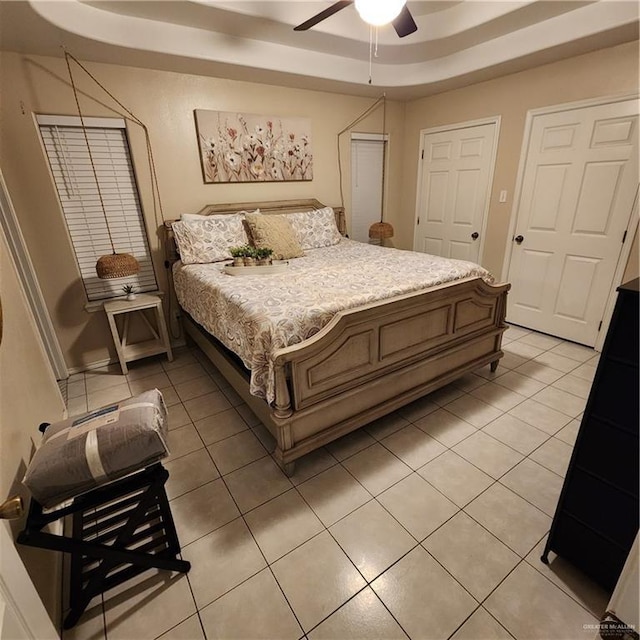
[183,276,509,475]
[268,276,509,472]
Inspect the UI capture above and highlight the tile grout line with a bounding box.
[193,438,309,637]
[63,332,598,640]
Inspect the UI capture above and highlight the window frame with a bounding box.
[36,114,158,303]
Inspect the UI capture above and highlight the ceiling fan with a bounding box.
[294,0,418,38]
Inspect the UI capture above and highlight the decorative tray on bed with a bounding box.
[223,263,289,276]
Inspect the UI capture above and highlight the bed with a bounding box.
[164,199,510,475]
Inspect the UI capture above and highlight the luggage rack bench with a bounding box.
[18,460,190,629]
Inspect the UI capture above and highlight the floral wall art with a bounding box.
[194,110,313,183]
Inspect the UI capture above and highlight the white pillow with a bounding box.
[172,214,248,264]
[286,207,342,249]
[180,208,260,221]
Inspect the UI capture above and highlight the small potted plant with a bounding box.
[255,247,273,266]
[229,246,247,267]
[122,284,136,301]
[243,246,258,267]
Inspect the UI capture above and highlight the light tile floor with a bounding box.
[60,325,610,640]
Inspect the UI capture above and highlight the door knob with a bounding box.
[514,235,524,244]
[471,232,479,240]
[0,496,23,520]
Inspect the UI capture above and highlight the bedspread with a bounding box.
[173,239,493,403]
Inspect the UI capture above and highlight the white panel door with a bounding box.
[351,138,383,243]
[0,524,58,640]
[414,123,497,262]
[507,99,638,346]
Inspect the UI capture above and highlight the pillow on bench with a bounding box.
[23,389,168,508]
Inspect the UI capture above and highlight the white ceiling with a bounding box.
[1,1,638,99]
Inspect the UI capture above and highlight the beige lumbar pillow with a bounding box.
[245,213,304,260]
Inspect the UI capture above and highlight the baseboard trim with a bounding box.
[64,337,187,377]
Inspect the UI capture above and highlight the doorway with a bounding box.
[350,133,386,243]
[504,97,639,347]
[413,119,499,264]
[0,524,58,639]
[0,171,67,379]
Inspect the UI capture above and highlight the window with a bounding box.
[37,115,157,301]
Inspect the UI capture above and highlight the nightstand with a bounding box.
[104,294,173,374]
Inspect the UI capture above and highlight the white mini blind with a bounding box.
[38,117,158,301]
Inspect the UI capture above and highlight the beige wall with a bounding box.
[0,52,403,370]
[0,44,638,371]
[0,224,66,626]
[400,41,639,279]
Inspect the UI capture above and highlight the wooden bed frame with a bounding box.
[164,199,510,475]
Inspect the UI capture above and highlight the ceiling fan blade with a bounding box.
[393,5,417,38]
[294,1,353,31]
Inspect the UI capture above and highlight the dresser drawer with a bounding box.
[575,417,639,496]
[562,469,639,549]
[590,359,639,434]
[605,294,639,365]
[550,516,630,591]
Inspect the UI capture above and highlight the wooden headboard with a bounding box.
[163,199,346,264]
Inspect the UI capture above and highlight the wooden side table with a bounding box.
[104,294,173,374]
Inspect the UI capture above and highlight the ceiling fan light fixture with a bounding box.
[355,0,406,26]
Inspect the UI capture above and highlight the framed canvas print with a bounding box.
[194,110,313,183]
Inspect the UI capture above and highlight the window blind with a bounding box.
[38,117,158,301]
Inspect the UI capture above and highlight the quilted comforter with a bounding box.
[173,239,493,403]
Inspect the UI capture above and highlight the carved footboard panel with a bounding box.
[268,277,510,472]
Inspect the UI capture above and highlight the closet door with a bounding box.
[506,99,638,346]
[414,122,497,262]
[351,136,384,243]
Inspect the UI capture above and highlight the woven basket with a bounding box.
[369,221,394,240]
[96,253,140,279]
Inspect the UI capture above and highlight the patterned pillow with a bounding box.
[245,213,304,260]
[181,209,259,221]
[172,214,248,264]
[286,207,342,249]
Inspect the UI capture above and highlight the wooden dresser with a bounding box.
[542,278,639,592]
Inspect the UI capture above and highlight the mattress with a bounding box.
[173,239,493,402]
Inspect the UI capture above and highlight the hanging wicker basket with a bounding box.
[96,253,140,279]
[368,221,394,240]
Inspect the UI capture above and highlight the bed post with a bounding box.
[272,359,297,475]
[275,424,296,477]
[273,358,293,419]
[491,281,510,372]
